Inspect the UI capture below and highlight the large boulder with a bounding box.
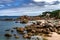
[20,19,28,24]
[16,27,25,32]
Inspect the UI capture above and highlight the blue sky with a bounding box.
[0,0,60,16]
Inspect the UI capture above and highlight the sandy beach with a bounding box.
[47,32,60,40]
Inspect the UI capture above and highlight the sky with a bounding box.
[0,0,60,16]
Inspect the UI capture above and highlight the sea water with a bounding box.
[0,21,30,40]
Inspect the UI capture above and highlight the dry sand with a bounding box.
[47,32,60,40]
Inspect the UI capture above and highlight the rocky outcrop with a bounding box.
[20,19,28,24]
[16,15,41,24]
[16,20,60,39]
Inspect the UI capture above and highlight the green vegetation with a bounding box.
[39,10,60,19]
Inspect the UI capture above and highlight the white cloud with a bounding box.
[33,0,57,2]
[43,0,57,2]
[33,0,60,5]
[58,0,60,1]
[0,4,60,16]
[22,3,36,7]
[33,0,42,2]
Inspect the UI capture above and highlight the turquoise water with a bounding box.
[0,21,29,40]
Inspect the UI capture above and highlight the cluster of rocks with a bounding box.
[4,20,60,39]
[16,20,60,38]
[20,19,29,24]
[16,15,41,24]
[4,29,20,39]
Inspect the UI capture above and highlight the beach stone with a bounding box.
[26,28,32,32]
[47,34,52,37]
[23,34,28,38]
[15,36,20,39]
[57,31,60,34]
[31,30,36,33]
[28,32,33,36]
[11,30,14,32]
[14,34,16,36]
[20,19,28,24]
[36,22,41,25]
[4,33,12,37]
[49,27,54,32]
[16,27,25,32]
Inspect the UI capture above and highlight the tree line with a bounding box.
[39,10,60,19]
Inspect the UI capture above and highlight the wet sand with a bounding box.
[47,32,60,40]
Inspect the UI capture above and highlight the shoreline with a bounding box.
[0,16,60,40]
[46,32,60,40]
